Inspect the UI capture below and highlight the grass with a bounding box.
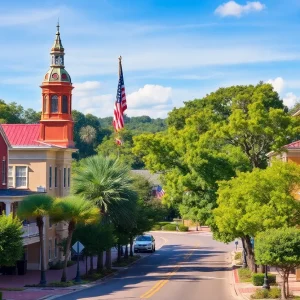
[234,252,242,260]
[238,268,252,282]
[82,269,116,281]
[25,280,89,288]
[112,255,141,268]
[0,287,25,291]
[250,287,281,299]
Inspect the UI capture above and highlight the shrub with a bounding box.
[238,268,252,282]
[234,252,242,260]
[151,224,161,231]
[178,225,189,232]
[158,222,171,226]
[0,291,2,300]
[250,287,281,299]
[268,287,281,298]
[49,260,76,270]
[162,224,177,231]
[252,273,276,286]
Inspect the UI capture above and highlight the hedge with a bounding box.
[252,273,276,286]
[162,224,177,231]
[178,225,189,232]
[151,224,161,231]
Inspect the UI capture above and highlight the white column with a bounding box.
[3,201,12,216]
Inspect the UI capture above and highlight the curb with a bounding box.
[41,254,150,300]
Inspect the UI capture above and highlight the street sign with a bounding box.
[72,241,84,254]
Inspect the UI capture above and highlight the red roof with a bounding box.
[285,140,300,149]
[1,124,41,146]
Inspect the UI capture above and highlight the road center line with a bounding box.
[140,247,196,299]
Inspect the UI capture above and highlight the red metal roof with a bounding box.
[285,140,300,149]
[1,124,41,146]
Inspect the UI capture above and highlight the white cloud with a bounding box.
[215,1,265,17]
[0,8,62,26]
[267,77,285,93]
[127,84,172,108]
[283,92,300,108]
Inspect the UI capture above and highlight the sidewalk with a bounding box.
[0,249,118,300]
[232,253,300,299]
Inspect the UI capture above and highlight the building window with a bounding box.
[51,95,58,113]
[2,157,6,185]
[49,239,52,261]
[8,166,13,187]
[67,168,70,187]
[49,166,52,189]
[16,166,27,188]
[54,167,58,188]
[54,238,58,258]
[62,95,68,113]
[63,168,66,188]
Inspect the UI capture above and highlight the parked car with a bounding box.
[134,234,156,253]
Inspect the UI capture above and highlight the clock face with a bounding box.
[61,73,67,80]
[52,73,59,80]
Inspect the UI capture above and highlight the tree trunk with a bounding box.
[90,255,94,273]
[97,251,104,272]
[282,272,287,300]
[129,236,133,257]
[37,216,46,285]
[105,248,112,270]
[124,244,128,259]
[61,221,74,282]
[286,271,290,299]
[242,236,256,272]
[117,244,122,262]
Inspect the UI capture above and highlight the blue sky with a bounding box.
[1,0,300,118]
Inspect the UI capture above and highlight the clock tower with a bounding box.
[39,23,75,148]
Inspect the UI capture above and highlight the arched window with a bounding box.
[51,95,58,113]
[43,95,47,113]
[62,95,68,113]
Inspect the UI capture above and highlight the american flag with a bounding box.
[113,57,127,132]
[155,185,165,198]
[115,138,123,146]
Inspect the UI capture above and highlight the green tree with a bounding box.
[97,129,144,169]
[73,222,115,272]
[0,214,23,266]
[80,125,97,144]
[133,83,299,226]
[51,196,99,282]
[17,194,54,285]
[255,228,300,300]
[72,155,137,269]
[213,161,300,272]
[23,108,41,123]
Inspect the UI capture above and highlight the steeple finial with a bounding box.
[56,19,60,33]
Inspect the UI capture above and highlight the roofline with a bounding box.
[292,110,300,117]
[9,146,77,152]
[0,125,12,148]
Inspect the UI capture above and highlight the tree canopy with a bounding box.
[255,228,300,299]
[0,213,23,266]
[133,83,298,227]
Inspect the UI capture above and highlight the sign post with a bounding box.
[72,241,84,283]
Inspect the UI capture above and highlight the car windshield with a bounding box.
[136,236,151,241]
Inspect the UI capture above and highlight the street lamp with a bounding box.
[262,265,270,290]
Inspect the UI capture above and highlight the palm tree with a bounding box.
[79,125,96,144]
[72,155,136,269]
[51,196,99,282]
[17,194,54,285]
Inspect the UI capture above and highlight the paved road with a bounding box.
[57,231,239,300]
